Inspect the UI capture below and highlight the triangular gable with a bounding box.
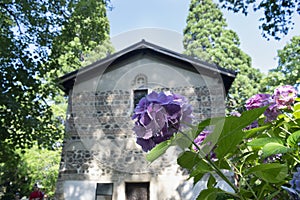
[59,40,237,94]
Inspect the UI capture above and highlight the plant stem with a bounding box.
[226,158,258,200]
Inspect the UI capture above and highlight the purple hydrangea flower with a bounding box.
[193,130,216,160]
[282,167,300,200]
[132,91,193,152]
[245,94,272,110]
[273,85,297,109]
[264,103,281,122]
[244,120,259,130]
[290,167,300,193]
[245,93,279,122]
[193,130,211,152]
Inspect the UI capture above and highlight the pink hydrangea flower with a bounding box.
[244,85,297,125]
[273,85,297,109]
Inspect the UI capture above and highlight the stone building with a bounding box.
[56,40,236,200]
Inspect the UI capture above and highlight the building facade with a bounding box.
[55,40,236,200]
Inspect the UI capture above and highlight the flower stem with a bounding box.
[226,158,258,200]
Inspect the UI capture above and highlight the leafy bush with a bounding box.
[132,85,300,199]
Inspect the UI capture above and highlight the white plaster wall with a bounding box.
[62,176,196,200]
[64,181,97,200]
[72,54,224,96]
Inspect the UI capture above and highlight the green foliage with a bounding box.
[218,0,299,40]
[1,0,61,152]
[147,98,300,199]
[81,38,115,66]
[0,0,111,198]
[245,163,288,183]
[0,145,61,199]
[183,0,263,113]
[0,146,25,199]
[20,146,62,197]
[213,107,267,159]
[50,0,111,75]
[0,0,111,154]
[262,36,300,91]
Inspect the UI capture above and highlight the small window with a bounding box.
[95,183,113,200]
[133,89,148,107]
[125,182,150,200]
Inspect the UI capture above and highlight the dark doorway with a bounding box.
[125,182,150,200]
[133,89,148,107]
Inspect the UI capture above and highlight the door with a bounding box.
[125,182,150,200]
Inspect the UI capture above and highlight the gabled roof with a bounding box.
[59,40,237,94]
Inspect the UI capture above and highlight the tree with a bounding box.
[261,36,300,92]
[218,0,300,40]
[183,0,263,112]
[49,1,111,76]
[21,146,62,198]
[275,36,300,86]
[81,38,115,66]
[0,145,61,199]
[0,0,110,152]
[1,1,62,153]
[0,0,111,198]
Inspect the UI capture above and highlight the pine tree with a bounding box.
[183,0,263,112]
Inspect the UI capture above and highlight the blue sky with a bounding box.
[107,0,300,73]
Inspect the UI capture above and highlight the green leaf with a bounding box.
[287,130,300,147]
[262,142,292,158]
[294,110,300,119]
[177,151,201,170]
[293,103,300,119]
[193,173,205,185]
[197,118,216,137]
[247,137,283,148]
[173,128,197,150]
[190,159,212,178]
[214,106,267,159]
[244,124,271,138]
[207,174,216,188]
[196,188,224,200]
[246,163,288,183]
[294,102,300,111]
[146,140,171,162]
[200,117,226,157]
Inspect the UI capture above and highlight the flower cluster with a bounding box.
[245,93,272,110]
[245,85,297,122]
[132,91,193,152]
[274,85,298,109]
